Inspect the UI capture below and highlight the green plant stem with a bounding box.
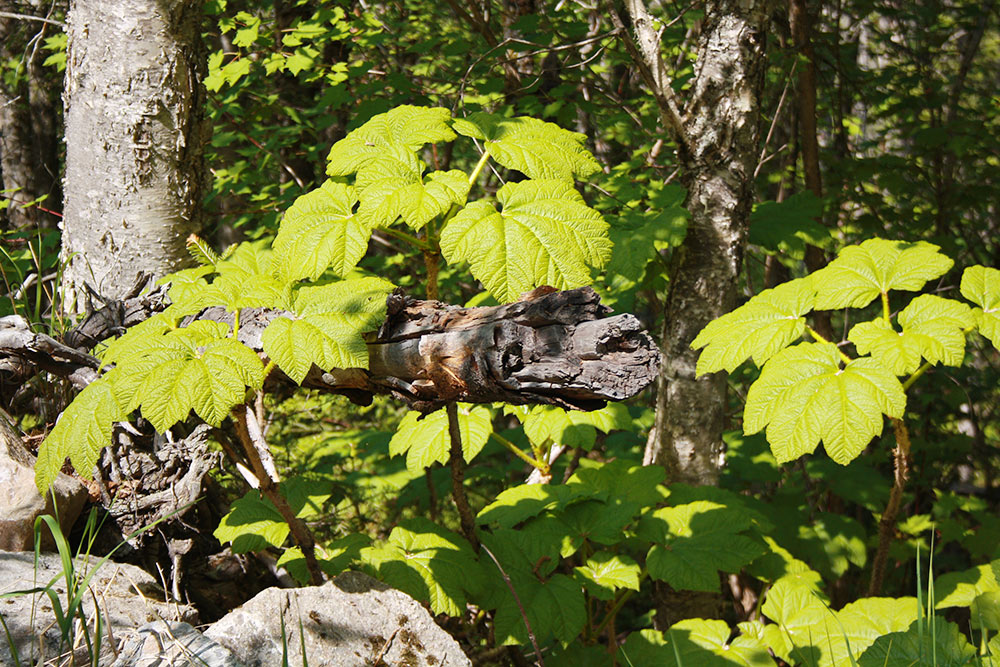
[595,587,637,637]
[806,323,853,364]
[446,402,479,549]
[232,402,324,586]
[902,325,975,391]
[378,225,432,251]
[881,290,891,323]
[489,432,548,470]
[468,148,491,186]
[868,417,912,596]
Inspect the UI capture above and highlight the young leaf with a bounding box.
[743,343,906,464]
[388,404,493,473]
[261,277,392,384]
[452,112,600,180]
[35,379,125,493]
[565,459,667,507]
[135,321,264,433]
[519,403,631,450]
[960,265,1000,349]
[644,501,766,592]
[849,295,973,375]
[439,179,611,303]
[692,277,817,375]
[355,148,470,229]
[326,105,455,176]
[574,551,641,601]
[813,238,953,309]
[214,492,289,553]
[271,180,371,281]
[361,518,484,616]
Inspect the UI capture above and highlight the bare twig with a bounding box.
[232,403,324,585]
[446,402,479,550]
[0,11,65,28]
[481,542,545,667]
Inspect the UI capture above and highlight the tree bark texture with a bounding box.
[640,1,769,486]
[60,0,209,314]
[0,3,62,231]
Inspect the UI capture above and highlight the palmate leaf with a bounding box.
[693,277,817,375]
[35,379,126,492]
[849,295,974,375]
[261,277,393,384]
[131,321,265,432]
[355,148,470,230]
[475,482,582,527]
[858,619,977,667]
[961,265,1000,349]
[388,404,493,473]
[760,575,918,667]
[619,621,776,667]
[439,179,611,303]
[520,403,631,450]
[271,180,372,281]
[744,343,906,465]
[574,551,641,601]
[644,501,766,592]
[479,531,586,646]
[452,112,600,180]
[326,105,455,176]
[213,492,289,553]
[361,518,485,617]
[813,238,953,309]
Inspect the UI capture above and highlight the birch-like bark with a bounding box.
[635,1,769,487]
[60,0,209,314]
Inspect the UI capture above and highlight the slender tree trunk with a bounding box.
[641,2,769,488]
[60,0,209,314]
[0,4,62,231]
[790,0,834,340]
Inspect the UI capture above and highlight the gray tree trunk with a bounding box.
[630,2,769,488]
[60,0,209,314]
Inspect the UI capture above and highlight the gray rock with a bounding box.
[0,550,198,665]
[206,571,471,667]
[0,408,88,551]
[111,621,245,667]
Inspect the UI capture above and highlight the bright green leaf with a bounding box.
[452,112,600,180]
[618,622,777,667]
[272,180,371,281]
[327,106,455,176]
[574,551,640,601]
[645,501,766,592]
[388,404,493,473]
[476,483,582,527]
[849,295,973,374]
[813,238,953,309]
[744,343,906,464]
[35,380,125,493]
[361,518,484,616]
[440,179,611,302]
[355,149,470,229]
[214,493,289,553]
[858,618,977,667]
[961,265,1000,349]
[692,277,817,375]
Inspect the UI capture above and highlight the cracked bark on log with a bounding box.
[1,286,660,413]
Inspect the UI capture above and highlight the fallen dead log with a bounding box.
[202,286,661,412]
[3,286,660,412]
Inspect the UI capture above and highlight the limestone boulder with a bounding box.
[0,550,198,665]
[206,570,471,667]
